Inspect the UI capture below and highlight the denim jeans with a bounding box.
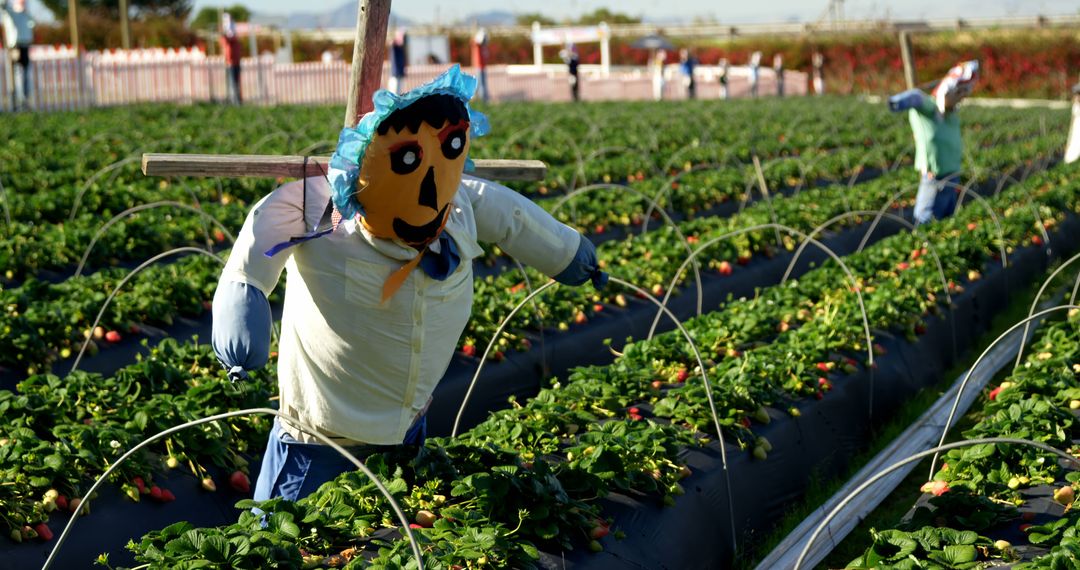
[914,172,958,225]
[253,415,427,503]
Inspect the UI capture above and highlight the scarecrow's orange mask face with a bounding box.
[356,118,471,246]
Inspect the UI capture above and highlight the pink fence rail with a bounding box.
[0,52,807,112]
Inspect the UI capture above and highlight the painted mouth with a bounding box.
[393,204,448,245]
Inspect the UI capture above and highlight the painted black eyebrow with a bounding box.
[377,94,468,136]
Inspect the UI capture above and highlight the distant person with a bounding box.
[718,58,729,100]
[471,28,489,103]
[1,0,34,108]
[679,48,697,99]
[1066,80,1080,164]
[219,13,242,104]
[773,53,784,97]
[388,29,407,94]
[560,43,580,102]
[651,49,667,101]
[888,60,979,225]
[749,51,762,98]
[812,52,825,96]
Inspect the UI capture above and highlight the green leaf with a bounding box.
[43,454,64,471]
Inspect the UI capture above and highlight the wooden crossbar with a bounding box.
[141,153,547,182]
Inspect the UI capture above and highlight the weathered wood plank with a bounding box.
[142,153,548,181]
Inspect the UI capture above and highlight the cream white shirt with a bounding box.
[221,175,580,445]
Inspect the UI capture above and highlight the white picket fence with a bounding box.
[0,45,807,112]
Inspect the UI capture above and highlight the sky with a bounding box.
[24,0,1080,25]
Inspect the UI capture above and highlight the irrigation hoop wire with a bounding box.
[70,247,225,375]
[40,408,424,570]
[73,201,235,278]
[794,437,1080,570]
[930,305,1080,478]
[448,276,740,556]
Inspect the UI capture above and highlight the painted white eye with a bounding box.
[403,151,417,165]
[450,136,462,150]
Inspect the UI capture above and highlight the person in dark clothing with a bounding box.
[388,29,407,94]
[219,13,243,104]
[561,44,581,102]
[679,48,697,99]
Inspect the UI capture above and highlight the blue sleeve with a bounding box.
[888,89,928,113]
[211,281,272,381]
[553,236,608,290]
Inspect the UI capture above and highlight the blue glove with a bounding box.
[211,281,273,382]
[888,89,926,112]
[554,235,608,290]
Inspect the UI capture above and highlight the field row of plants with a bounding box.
[1,128,1060,379]
[841,304,1080,569]
[0,100,1062,283]
[4,154,1075,567]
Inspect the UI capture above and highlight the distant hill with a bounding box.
[460,10,518,26]
[262,2,413,30]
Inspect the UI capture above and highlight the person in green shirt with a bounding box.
[888,60,979,225]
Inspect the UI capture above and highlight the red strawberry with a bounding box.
[589,522,610,539]
[914,324,927,335]
[989,386,1003,401]
[104,330,122,343]
[593,303,604,313]
[229,471,251,494]
[34,523,53,542]
[629,413,643,421]
[967,222,978,231]
[1032,235,1044,246]
[896,261,910,271]
[740,417,751,428]
[717,261,733,276]
[686,235,699,245]
[628,407,641,415]
[676,368,689,382]
[408,523,424,529]
[160,489,176,502]
[1019,524,1033,533]
[132,476,146,491]
[594,224,606,234]
[213,229,226,243]
[461,344,476,358]
[149,486,163,501]
[815,362,829,372]
[55,495,68,511]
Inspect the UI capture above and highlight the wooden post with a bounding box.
[68,0,80,56]
[344,0,390,128]
[139,0,547,183]
[899,30,915,90]
[119,0,131,50]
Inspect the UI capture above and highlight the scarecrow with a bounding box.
[888,60,979,225]
[212,65,606,502]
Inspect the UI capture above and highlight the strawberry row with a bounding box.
[0,132,1053,383]
[0,340,277,547]
[842,304,1080,567]
[0,100,1058,285]
[462,136,1059,361]
[110,144,1080,568]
